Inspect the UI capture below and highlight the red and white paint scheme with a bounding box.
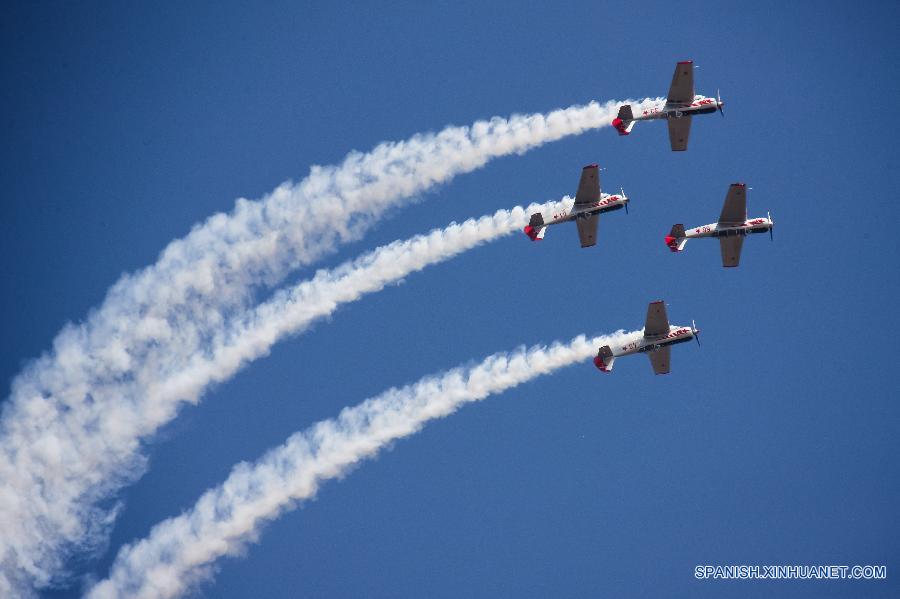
[665,183,774,267]
[594,301,699,375]
[523,164,629,248]
[611,60,724,151]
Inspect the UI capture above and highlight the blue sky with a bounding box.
[2,1,898,597]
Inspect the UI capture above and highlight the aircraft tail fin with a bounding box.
[665,224,688,252]
[612,105,636,136]
[523,212,547,241]
[594,346,615,372]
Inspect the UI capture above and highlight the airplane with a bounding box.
[523,164,629,248]
[611,60,724,151]
[665,183,774,267]
[594,301,699,375]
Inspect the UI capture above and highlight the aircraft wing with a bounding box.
[574,164,601,207]
[647,346,671,375]
[718,183,747,224]
[667,116,692,151]
[644,300,670,338]
[575,213,599,248]
[667,61,695,105]
[720,236,744,267]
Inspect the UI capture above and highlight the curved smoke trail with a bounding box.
[0,96,656,594]
[152,197,570,405]
[87,331,631,599]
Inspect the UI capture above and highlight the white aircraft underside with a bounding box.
[666,183,773,267]
[523,164,629,248]
[611,60,724,151]
[594,301,699,375]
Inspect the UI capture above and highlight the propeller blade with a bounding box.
[621,187,628,214]
[768,211,774,241]
[692,319,701,347]
[717,88,725,117]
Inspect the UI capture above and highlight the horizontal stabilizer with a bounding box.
[523,212,547,241]
[594,346,615,372]
[612,105,635,136]
[665,224,688,252]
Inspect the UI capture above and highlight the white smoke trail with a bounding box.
[0,96,657,594]
[87,330,631,599]
[0,98,655,594]
[154,197,570,406]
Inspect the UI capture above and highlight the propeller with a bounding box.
[692,319,701,347]
[768,210,774,241]
[621,187,628,214]
[717,88,725,117]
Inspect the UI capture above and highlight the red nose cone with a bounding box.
[593,356,607,371]
[665,235,675,246]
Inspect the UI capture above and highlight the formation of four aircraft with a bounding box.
[523,61,773,375]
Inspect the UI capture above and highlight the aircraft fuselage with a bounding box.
[632,96,721,122]
[683,217,774,239]
[611,325,696,359]
[542,193,628,227]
